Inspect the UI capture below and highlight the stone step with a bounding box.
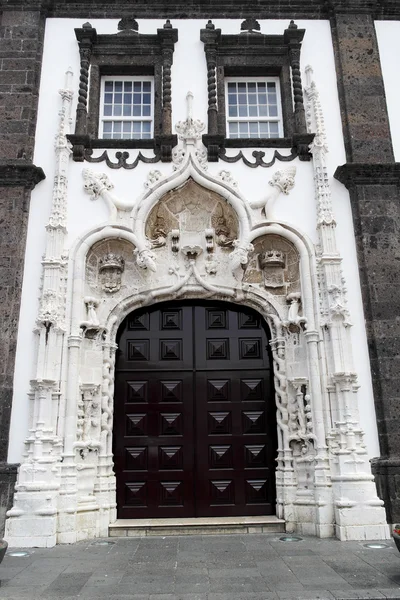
[109,516,286,537]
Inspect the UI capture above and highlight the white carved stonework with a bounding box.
[250,167,296,219]
[175,91,205,143]
[99,253,125,293]
[218,170,238,188]
[6,80,389,549]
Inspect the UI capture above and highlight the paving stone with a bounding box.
[41,572,92,597]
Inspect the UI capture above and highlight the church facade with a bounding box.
[0,1,399,548]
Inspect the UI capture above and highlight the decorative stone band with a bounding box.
[0,161,45,190]
[334,163,400,188]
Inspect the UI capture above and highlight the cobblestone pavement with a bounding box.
[1,534,400,600]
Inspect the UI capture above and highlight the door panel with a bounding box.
[114,301,276,519]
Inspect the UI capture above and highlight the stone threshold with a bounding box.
[109,515,285,537]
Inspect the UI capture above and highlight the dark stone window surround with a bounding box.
[200,19,314,162]
[67,19,178,162]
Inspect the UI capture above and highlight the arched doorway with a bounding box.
[113,300,277,519]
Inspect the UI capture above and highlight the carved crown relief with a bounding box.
[86,239,141,294]
[145,179,239,252]
[243,234,300,297]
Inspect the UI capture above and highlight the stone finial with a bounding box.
[118,17,139,32]
[206,20,215,30]
[82,22,93,30]
[288,19,298,29]
[240,18,261,33]
[163,19,172,29]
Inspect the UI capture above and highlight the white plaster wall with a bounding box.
[8,17,380,462]
[375,21,400,161]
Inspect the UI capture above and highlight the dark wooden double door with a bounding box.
[114,301,276,519]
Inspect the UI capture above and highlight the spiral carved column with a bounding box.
[206,52,218,135]
[74,23,97,137]
[289,47,306,133]
[162,48,173,135]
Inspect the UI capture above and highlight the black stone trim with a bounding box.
[84,149,161,169]
[219,148,298,168]
[334,163,400,188]
[0,463,18,537]
[6,0,400,20]
[200,19,308,162]
[0,161,45,190]
[70,20,178,163]
[371,457,400,524]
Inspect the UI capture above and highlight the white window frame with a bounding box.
[225,76,284,139]
[99,75,154,140]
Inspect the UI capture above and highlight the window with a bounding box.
[225,78,283,139]
[100,77,154,140]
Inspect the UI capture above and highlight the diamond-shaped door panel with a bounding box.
[208,411,232,435]
[160,413,183,435]
[242,411,265,434]
[128,312,150,330]
[209,445,233,469]
[207,379,230,402]
[125,447,147,470]
[127,381,148,403]
[160,340,182,360]
[160,481,183,506]
[246,479,268,504]
[207,339,229,359]
[239,338,262,359]
[245,445,267,468]
[210,480,234,505]
[238,312,260,329]
[206,309,227,329]
[161,310,182,330]
[126,414,147,436]
[127,340,149,361]
[125,481,147,506]
[159,446,183,469]
[160,380,182,403]
[241,379,263,401]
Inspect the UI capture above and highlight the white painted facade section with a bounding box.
[5,17,387,546]
[375,21,400,161]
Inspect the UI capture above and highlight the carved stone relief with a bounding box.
[86,239,141,294]
[243,234,300,297]
[145,178,239,252]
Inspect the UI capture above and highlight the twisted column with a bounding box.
[206,51,218,135]
[162,48,173,135]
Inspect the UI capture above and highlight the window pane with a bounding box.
[270,122,279,134]
[103,105,112,116]
[239,122,248,135]
[115,82,123,92]
[114,93,122,104]
[228,94,237,106]
[143,122,151,132]
[104,93,113,104]
[114,122,122,132]
[269,105,278,117]
[143,93,151,104]
[267,82,276,90]
[143,81,151,92]
[238,82,246,90]
[103,132,112,139]
[248,94,257,105]
[104,81,113,92]
[228,106,238,117]
[259,123,269,135]
[142,132,151,139]
[123,122,131,132]
[133,105,141,117]
[247,82,256,91]
[258,93,267,104]
[268,93,277,104]
[257,82,266,91]
[228,82,237,91]
[248,105,257,117]
[133,122,141,133]
[134,82,142,91]
[114,105,122,116]
[238,105,248,117]
[143,105,151,116]
[238,94,247,105]
[259,105,268,117]
[123,105,131,116]
[229,122,238,134]
[124,81,132,92]
[124,93,132,104]
[103,122,112,133]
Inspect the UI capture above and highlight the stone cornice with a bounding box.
[0,161,46,190]
[2,0,400,19]
[334,163,400,189]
